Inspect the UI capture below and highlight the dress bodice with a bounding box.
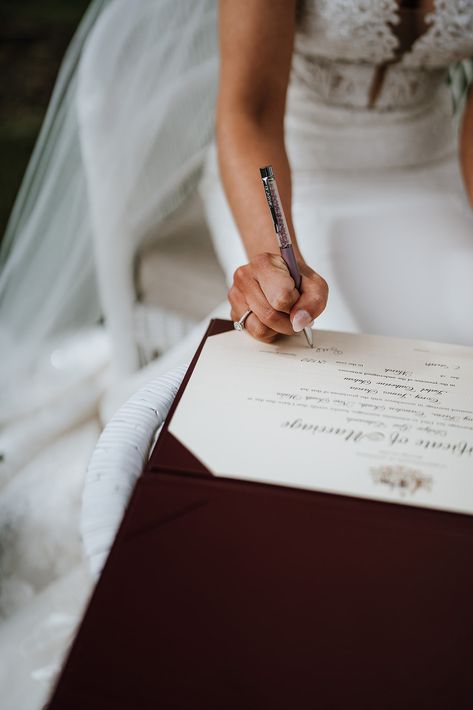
[286,1,473,169]
[293,0,473,111]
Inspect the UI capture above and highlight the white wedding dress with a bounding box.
[1,2,473,708]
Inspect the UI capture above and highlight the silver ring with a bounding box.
[233,309,252,331]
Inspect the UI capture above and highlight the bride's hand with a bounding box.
[229,253,328,343]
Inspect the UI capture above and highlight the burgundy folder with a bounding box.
[48,320,473,709]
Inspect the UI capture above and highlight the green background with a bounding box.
[0,0,89,237]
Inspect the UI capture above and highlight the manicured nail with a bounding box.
[292,310,312,332]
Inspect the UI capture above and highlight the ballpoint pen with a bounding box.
[260,165,313,348]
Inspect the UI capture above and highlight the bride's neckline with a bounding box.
[370,0,436,105]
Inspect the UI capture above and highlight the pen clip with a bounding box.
[262,177,279,232]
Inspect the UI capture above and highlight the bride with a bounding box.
[0,1,472,706]
[210,0,473,347]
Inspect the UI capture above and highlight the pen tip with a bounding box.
[303,326,313,348]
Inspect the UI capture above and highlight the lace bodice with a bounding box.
[293,0,473,111]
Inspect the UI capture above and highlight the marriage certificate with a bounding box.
[169,328,473,514]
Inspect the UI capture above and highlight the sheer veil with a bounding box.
[0,0,106,386]
[0,0,219,395]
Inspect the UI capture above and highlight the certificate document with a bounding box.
[169,329,473,514]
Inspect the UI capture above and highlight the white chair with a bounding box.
[80,366,186,578]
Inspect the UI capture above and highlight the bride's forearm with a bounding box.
[217,0,298,262]
[216,110,303,261]
[460,86,473,205]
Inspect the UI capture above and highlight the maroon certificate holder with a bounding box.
[48,320,473,709]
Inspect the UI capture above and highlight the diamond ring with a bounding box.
[233,309,252,331]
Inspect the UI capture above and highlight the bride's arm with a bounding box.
[460,84,473,205]
[217,0,296,258]
[217,0,328,342]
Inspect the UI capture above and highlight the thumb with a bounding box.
[290,270,328,332]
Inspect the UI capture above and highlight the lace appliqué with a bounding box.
[291,54,446,110]
[295,0,473,110]
[299,0,400,64]
[402,0,473,67]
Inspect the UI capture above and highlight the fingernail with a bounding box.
[292,310,312,332]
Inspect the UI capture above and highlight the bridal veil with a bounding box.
[0,0,219,392]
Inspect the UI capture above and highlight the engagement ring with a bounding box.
[233,309,252,331]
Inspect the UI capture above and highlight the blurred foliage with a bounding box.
[1,0,91,25]
[0,0,90,237]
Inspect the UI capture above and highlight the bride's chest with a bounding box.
[297,0,473,67]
